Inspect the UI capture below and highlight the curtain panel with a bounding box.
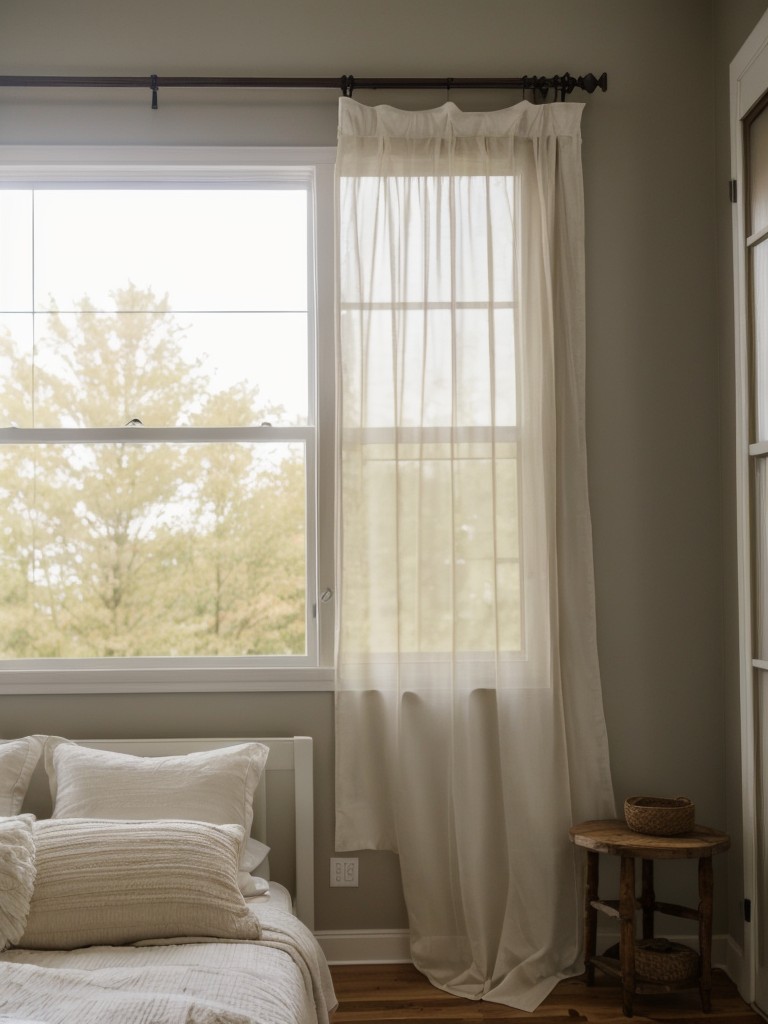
[334,98,615,1011]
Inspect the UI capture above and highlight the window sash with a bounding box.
[0,432,318,668]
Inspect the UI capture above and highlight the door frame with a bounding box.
[731,7,768,1011]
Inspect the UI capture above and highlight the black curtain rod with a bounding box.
[0,72,607,109]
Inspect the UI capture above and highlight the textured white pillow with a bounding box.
[45,739,268,876]
[0,814,36,950]
[17,818,262,950]
[0,736,44,815]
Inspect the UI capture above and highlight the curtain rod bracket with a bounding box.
[341,75,355,97]
[150,74,158,110]
[560,73,576,101]
[532,76,549,102]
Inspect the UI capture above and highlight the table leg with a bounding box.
[698,856,713,1013]
[620,855,636,1018]
[641,859,655,940]
[585,850,599,985]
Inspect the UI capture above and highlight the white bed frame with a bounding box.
[21,736,315,931]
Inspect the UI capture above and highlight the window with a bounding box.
[336,162,551,691]
[0,148,336,692]
[338,173,523,663]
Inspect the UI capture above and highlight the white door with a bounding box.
[732,10,768,1016]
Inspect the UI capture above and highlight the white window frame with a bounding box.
[0,145,336,694]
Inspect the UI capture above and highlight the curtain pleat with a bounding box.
[334,97,615,1011]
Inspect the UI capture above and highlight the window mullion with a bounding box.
[0,426,312,444]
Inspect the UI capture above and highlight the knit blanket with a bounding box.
[0,905,337,1024]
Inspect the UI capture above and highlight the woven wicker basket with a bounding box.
[634,938,699,983]
[603,938,700,984]
[624,796,695,836]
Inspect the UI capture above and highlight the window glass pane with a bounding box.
[750,104,768,236]
[752,240,768,442]
[1,190,311,428]
[339,307,516,430]
[28,309,307,428]
[338,175,515,305]
[0,441,306,658]
[0,314,33,427]
[33,190,307,314]
[0,192,33,311]
[340,440,519,655]
[0,178,318,668]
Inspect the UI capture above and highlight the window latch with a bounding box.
[313,589,333,619]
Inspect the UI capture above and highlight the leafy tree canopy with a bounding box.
[0,285,305,659]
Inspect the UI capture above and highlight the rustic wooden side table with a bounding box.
[569,819,730,1018]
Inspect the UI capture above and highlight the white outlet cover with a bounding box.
[330,857,358,887]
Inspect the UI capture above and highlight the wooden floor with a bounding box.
[330,963,767,1023]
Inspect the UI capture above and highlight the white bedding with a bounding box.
[0,904,337,1024]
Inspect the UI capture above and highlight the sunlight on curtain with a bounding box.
[334,98,615,1011]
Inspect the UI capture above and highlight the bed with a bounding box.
[0,734,337,1024]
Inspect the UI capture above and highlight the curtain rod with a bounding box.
[0,72,607,110]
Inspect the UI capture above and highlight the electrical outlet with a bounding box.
[330,856,358,887]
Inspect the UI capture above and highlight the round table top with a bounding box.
[569,819,730,859]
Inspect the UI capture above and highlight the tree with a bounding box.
[0,286,306,659]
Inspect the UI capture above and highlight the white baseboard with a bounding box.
[315,929,411,964]
[721,934,750,1000]
[316,927,740,977]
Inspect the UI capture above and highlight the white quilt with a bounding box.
[0,906,337,1024]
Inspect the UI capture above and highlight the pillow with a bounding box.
[238,837,271,896]
[0,814,36,951]
[0,736,44,815]
[238,871,270,897]
[241,836,270,873]
[44,738,268,879]
[17,818,263,950]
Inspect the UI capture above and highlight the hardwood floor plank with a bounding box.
[329,964,766,1022]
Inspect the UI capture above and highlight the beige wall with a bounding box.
[1,0,766,939]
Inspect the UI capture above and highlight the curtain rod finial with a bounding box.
[577,72,608,94]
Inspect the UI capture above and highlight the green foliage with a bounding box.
[0,285,306,659]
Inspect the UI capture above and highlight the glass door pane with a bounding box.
[752,241,768,441]
[756,459,768,660]
[750,102,768,236]
[747,95,768,1018]
[758,671,768,1011]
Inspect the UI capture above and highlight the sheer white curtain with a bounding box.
[334,97,615,1011]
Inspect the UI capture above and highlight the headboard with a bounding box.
[20,736,315,931]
